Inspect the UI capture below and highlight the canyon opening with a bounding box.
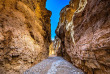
[0,0,110,74]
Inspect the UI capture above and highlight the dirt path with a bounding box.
[24,57,84,74]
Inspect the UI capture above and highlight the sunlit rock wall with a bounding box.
[0,0,51,74]
[55,0,110,73]
[49,41,55,56]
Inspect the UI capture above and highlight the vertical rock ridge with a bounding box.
[0,0,51,74]
[55,0,110,74]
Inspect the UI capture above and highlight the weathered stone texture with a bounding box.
[55,0,110,74]
[0,0,51,74]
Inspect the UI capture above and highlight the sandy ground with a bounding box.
[24,56,84,74]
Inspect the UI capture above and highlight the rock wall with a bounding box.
[55,0,110,74]
[49,42,55,56]
[0,0,51,74]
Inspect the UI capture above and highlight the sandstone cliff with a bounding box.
[55,0,110,74]
[0,0,51,74]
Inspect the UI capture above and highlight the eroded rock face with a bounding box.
[55,0,110,73]
[0,0,51,74]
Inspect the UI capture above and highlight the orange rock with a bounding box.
[0,0,51,74]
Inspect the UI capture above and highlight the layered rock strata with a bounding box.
[0,0,51,74]
[55,0,110,74]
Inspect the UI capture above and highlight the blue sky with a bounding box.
[46,0,70,40]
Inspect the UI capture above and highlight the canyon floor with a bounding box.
[24,56,84,74]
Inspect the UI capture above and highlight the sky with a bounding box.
[46,0,70,40]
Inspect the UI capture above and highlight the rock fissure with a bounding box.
[0,0,110,74]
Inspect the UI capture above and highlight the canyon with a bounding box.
[0,0,110,74]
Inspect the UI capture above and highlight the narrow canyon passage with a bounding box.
[24,57,84,74]
[24,45,84,74]
[0,0,110,74]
